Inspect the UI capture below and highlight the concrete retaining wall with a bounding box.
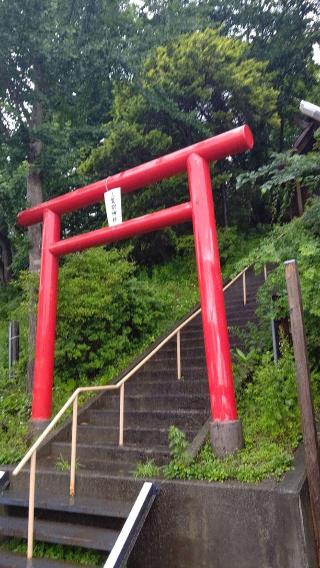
[130,446,317,568]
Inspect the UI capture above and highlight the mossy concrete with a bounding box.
[130,446,317,568]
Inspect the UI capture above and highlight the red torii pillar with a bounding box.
[18,125,254,455]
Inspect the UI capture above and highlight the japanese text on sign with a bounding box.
[104,187,122,226]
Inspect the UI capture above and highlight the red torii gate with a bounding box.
[18,125,254,454]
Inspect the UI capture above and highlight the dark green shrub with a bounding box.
[55,247,165,383]
[0,362,30,463]
[238,343,301,449]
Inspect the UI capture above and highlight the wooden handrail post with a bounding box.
[27,450,37,560]
[119,384,125,446]
[177,330,181,379]
[242,270,247,306]
[285,259,320,563]
[264,264,267,281]
[70,394,78,497]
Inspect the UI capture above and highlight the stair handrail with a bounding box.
[11,263,261,561]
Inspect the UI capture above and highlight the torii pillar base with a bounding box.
[210,420,244,457]
[28,419,50,442]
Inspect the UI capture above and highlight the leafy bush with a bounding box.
[217,227,267,281]
[238,343,301,449]
[163,440,292,484]
[236,149,320,223]
[0,539,103,566]
[134,459,161,478]
[55,248,166,383]
[0,362,30,463]
[167,425,188,463]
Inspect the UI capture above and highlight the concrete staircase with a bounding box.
[0,267,265,567]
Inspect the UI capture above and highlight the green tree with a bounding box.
[55,247,165,383]
[236,133,320,222]
[202,0,320,150]
[81,29,278,239]
[132,0,206,57]
[0,0,133,389]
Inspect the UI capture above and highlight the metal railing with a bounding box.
[12,264,263,560]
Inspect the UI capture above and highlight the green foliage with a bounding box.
[0,539,103,566]
[0,0,318,274]
[237,148,320,222]
[235,198,320,366]
[167,426,188,464]
[0,162,29,276]
[55,248,166,383]
[143,28,278,145]
[55,455,70,472]
[217,227,267,280]
[55,455,83,472]
[0,279,31,463]
[134,459,161,478]
[238,344,301,449]
[164,440,292,484]
[0,0,318,496]
[138,249,198,323]
[0,0,136,275]
[135,427,189,479]
[80,28,278,236]
[0,364,30,463]
[232,348,262,392]
[210,0,320,149]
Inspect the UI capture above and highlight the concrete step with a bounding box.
[225,297,257,308]
[150,354,206,365]
[0,492,131,521]
[157,344,205,357]
[74,425,198,446]
[184,314,256,332]
[139,366,207,379]
[0,551,91,568]
[85,408,208,429]
[99,393,209,411]
[228,314,257,324]
[8,469,147,504]
[51,441,170,466]
[227,316,259,326]
[36,456,138,477]
[123,379,208,396]
[139,356,206,372]
[163,336,204,345]
[180,323,203,333]
[179,328,248,341]
[87,375,208,400]
[177,329,205,339]
[130,370,208,383]
[226,301,257,311]
[120,370,209,383]
[0,515,118,552]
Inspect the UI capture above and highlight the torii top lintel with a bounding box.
[17,125,253,228]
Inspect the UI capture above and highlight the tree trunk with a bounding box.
[279,114,285,152]
[0,231,12,283]
[26,98,43,394]
[222,184,228,228]
[296,179,304,217]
